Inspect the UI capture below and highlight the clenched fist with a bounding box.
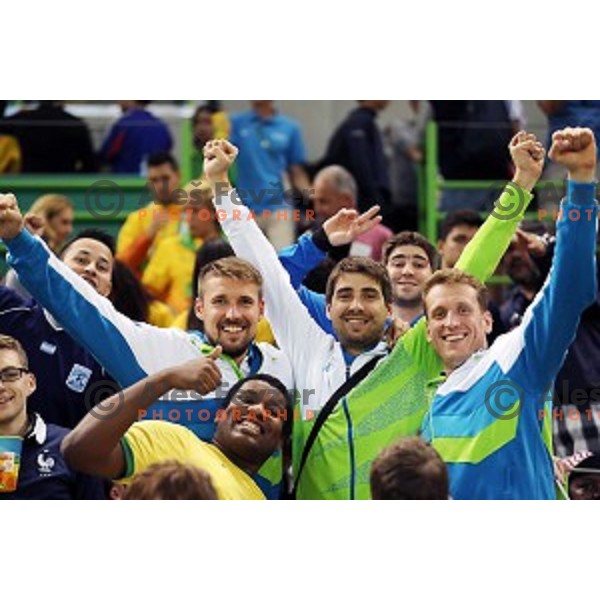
[509,131,545,192]
[203,139,239,184]
[548,127,597,183]
[0,193,24,241]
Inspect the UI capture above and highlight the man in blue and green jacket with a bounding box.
[421,127,598,499]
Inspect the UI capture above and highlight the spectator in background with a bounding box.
[0,335,106,499]
[4,194,74,299]
[0,101,21,173]
[318,101,392,224]
[190,102,231,178]
[382,231,437,327]
[538,101,600,156]
[100,101,172,174]
[116,152,183,277]
[229,101,310,250]
[506,225,600,458]
[557,452,600,500]
[499,222,549,331]
[383,111,423,232]
[427,101,514,211]
[0,101,95,173]
[438,209,483,269]
[122,461,218,500]
[302,165,393,293]
[370,437,449,500]
[110,260,173,328]
[313,165,393,261]
[537,101,600,210]
[0,228,119,429]
[142,182,221,314]
[23,194,74,253]
[191,104,216,178]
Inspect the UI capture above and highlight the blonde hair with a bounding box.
[0,335,29,368]
[29,194,73,221]
[29,194,73,250]
[423,269,489,313]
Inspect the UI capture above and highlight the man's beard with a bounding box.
[205,333,251,360]
[394,294,423,309]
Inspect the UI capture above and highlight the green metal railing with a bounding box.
[422,120,565,242]
[421,120,573,287]
[0,175,149,276]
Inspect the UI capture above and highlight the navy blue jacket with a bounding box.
[0,286,119,429]
[319,106,390,212]
[1,414,107,500]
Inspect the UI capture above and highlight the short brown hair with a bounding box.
[198,257,263,299]
[122,461,218,500]
[382,231,439,270]
[326,256,392,304]
[0,335,29,368]
[370,437,449,500]
[422,268,488,314]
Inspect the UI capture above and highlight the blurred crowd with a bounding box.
[1,101,600,500]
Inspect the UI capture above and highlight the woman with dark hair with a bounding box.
[111,259,173,327]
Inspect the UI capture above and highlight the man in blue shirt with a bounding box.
[420,127,598,499]
[0,228,118,429]
[229,101,310,249]
[100,101,172,174]
[0,335,106,499]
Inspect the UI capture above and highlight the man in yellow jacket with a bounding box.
[116,152,185,276]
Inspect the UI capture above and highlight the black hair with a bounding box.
[59,228,116,259]
[187,239,235,331]
[222,374,293,438]
[147,151,179,172]
[110,259,151,322]
[192,103,213,125]
[439,209,483,241]
[382,230,439,271]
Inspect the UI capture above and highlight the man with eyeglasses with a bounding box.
[0,335,106,499]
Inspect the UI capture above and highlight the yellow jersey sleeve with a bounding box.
[119,421,265,499]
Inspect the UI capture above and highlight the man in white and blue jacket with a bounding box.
[420,127,598,499]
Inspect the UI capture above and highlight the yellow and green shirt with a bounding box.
[119,420,265,500]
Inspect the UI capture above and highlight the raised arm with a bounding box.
[510,128,598,393]
[456,131,546,282]
[202,139,336,368]
[61,350,222,479]
[388,132,548,366]
[0,199,198,387]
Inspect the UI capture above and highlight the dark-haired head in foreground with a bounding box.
[370,437,449,500]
